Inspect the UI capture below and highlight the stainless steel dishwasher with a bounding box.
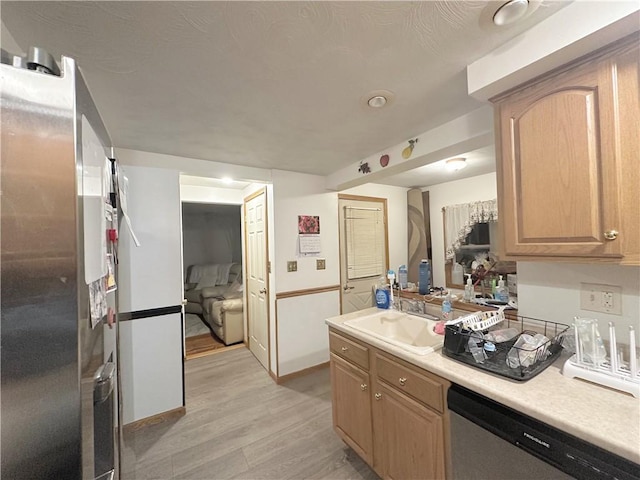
[448,384,640,480]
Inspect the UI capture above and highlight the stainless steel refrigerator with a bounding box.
[1,48,120,480]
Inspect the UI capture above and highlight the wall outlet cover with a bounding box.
[316,259,326,270]
[287,260,297,272]
[580,283,622,315]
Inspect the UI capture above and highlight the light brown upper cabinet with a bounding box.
[491,33,639,265]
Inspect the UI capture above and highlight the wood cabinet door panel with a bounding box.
[515,88,601,242]
[377,382,445,480]
[497,49,625,258]
[330,353,373,463]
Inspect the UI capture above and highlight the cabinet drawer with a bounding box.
[375,353,444,413]
[329,331,369,370]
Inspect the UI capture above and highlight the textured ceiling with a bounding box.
[2,1,570,177]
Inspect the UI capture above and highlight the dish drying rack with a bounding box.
[443,311,569,381]
[444,307,507,331]
[562,319,639,398]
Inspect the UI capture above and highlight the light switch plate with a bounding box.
[316,259,326,270]
[287,260,297,272]
[580,283,622,315]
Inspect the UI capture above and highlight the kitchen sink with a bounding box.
[344,310,444,355]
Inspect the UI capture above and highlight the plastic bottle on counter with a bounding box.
[398,265,408,289]
[441,290,452,320]
[418,259,431,295]
[375,281,390,309]
[463,274,474,302]
[452,262,464,285]
[495,275,509,303]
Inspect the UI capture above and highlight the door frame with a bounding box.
[243,187,271,373]
[338,194,390,314]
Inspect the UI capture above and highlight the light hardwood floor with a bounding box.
[121,347,380,480]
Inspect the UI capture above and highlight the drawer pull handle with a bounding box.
[399,377,407,386]
[375,393,382,401]
[341,346,349,352]
[604,229,618,240]
[360,384,368,391]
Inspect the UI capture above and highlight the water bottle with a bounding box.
[442,291,452,320]
[418,259,431,295]
[398,265,408,289]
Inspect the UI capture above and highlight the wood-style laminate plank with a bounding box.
[122,347,379,480]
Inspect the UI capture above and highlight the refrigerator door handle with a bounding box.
[93,362,115,404]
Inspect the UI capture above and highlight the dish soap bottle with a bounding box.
[375,279,390,309]
[495,275,509,303]
[441,290,452,320]
[463,274,474,302]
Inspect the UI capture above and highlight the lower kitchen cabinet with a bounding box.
[329,328,449,480]
[375,382,446,480]
[330,352,373,464]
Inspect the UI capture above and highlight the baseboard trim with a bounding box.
[123,406,186,433]
[274,361,329,384]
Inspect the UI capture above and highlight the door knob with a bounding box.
[375,393,382,401]
[399,377,407,386]
[259,288,267,294]
[343,284,355,291]
[360,384,368,391]
[604,230,618,240]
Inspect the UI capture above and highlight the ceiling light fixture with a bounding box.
[493,0,530,26]
[445,158,467,171]
[367,95,387,108]
[221,177,233,184]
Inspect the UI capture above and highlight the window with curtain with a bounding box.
[444,199,498,261]
[345,206,385,280]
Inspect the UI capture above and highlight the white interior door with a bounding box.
[339,196,389,314]
[245,189,269,369]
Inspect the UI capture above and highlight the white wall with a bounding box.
[425,172,497,288]
[271,171,408,294]
[180,184,245,204]
[182,207,242,275]
[467,3,640,100]
[276,290,340,376]
[271,171,408,375]
[517,262,640,344]
[272,170,341,292]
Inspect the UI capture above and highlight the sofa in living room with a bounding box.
[184,262,244,345]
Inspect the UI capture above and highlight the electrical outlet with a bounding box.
[316,259,326,270]
[580,283,622,315]
[287,260,297,272]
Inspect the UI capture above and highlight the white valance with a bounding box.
[444,199,498,260]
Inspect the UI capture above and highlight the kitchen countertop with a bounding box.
[326,307,640,465]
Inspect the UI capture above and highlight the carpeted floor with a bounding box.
[184,313,211,338]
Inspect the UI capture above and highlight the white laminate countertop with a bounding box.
[326,307,640,465]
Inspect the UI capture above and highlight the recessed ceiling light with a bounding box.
[493,0,529,26]
[445,158,467,171]
[367,95,387,108]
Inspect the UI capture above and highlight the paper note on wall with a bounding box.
[299,234,321,254]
